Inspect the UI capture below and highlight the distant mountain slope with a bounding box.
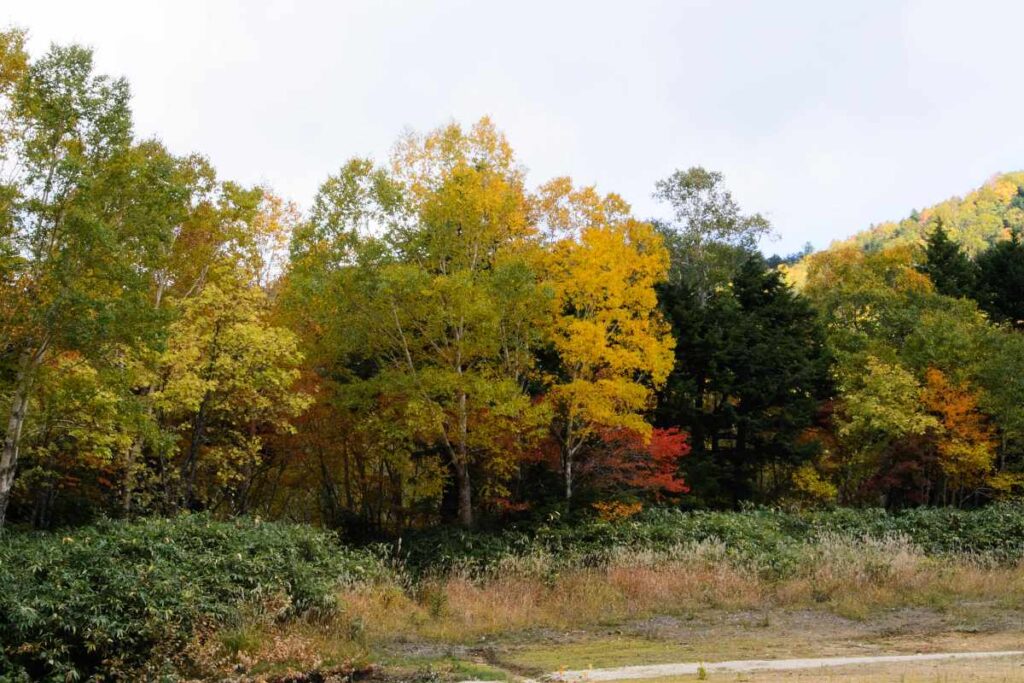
[831,172,1024,256]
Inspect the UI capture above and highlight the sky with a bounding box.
[5,0,1024,254]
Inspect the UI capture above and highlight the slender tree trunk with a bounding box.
[32,479,56,530]
[121,440,142,516]
[563,449,573,503]
[734,423,747,506]
[318,449,342,524]
[341,442,353,509]
[156,444,173,514]
[559,417,577,507]
[357,450,370,525]
[454,459,472,528]
[453,387,473,528]
[0,343,47,529]
[182,392,211,509]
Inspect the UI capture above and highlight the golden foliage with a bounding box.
[592,500,644,521]
[540,178,674,447]
[921,368,997,491]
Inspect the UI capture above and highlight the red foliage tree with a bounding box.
[584,426,691,499]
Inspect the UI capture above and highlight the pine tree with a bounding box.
[656,253,831,505]
[975,228,1024,328]
[918,219,976,298]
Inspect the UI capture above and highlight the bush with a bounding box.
[0,514,382,681]
[398,503,1024,577]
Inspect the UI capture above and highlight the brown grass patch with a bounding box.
[337,536,1024,643]
[195,536,1024,679]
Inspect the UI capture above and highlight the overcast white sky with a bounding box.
[5,1,1023,253]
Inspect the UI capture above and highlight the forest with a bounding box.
[8,27,1024,683]
[2,30,1024,535]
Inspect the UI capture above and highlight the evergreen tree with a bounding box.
[654,274,736,506]
[656,253,832,506]
[975,228,1024,328]
[918,219,976,298]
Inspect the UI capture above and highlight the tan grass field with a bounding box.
[195,537,1024,681]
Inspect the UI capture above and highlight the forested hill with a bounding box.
[831,172,1024,256]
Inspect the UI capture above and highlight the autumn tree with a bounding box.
[286,119,547,528]
[262,377,446,535]
[9,353,142,527]
[584,426,690,502]
[0,42,188,527]
[106,156,300,515]
[0,31,305,526]
[827,173,1024,257]
[921,368,999,505]
[537,179,675,504]
[153,270,309,511]
[802,243,1021,506]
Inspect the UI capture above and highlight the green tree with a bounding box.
[975,330,1024,474]
[656,254,831,506]
[0,44,183,527]
[652,171,828,506]
[917,218,976,298]
[653,167,772,303]
[0,28,28,287]
[974,229,1024,328]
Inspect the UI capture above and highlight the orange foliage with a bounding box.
[921,368,997,491]
[592,500,643,521]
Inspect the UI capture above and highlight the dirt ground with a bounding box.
[369,604,1024,681]
[598,655,1024,682]
[232,599,1024,681]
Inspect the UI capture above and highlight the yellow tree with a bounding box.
[14,352,139,526]
[537,179,675,502]
[154,271,310,510]
[286,118,547,528]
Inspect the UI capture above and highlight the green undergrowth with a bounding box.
[0,514,384,681]
[4,504,1024,680]
[398,503,1024,578]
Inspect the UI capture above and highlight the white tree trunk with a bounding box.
[0,344,46,529]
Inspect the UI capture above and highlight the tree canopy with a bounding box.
[3,29,1024,532]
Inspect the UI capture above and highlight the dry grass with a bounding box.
[339,542,769,641]
[196,536,1024,680]
[182,601,372,680]
[776,535,1024,619]
[336,536,1024,644]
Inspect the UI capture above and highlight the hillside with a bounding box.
[832,171,1024,255]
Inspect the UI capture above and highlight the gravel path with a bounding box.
[497,649,1024,681]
